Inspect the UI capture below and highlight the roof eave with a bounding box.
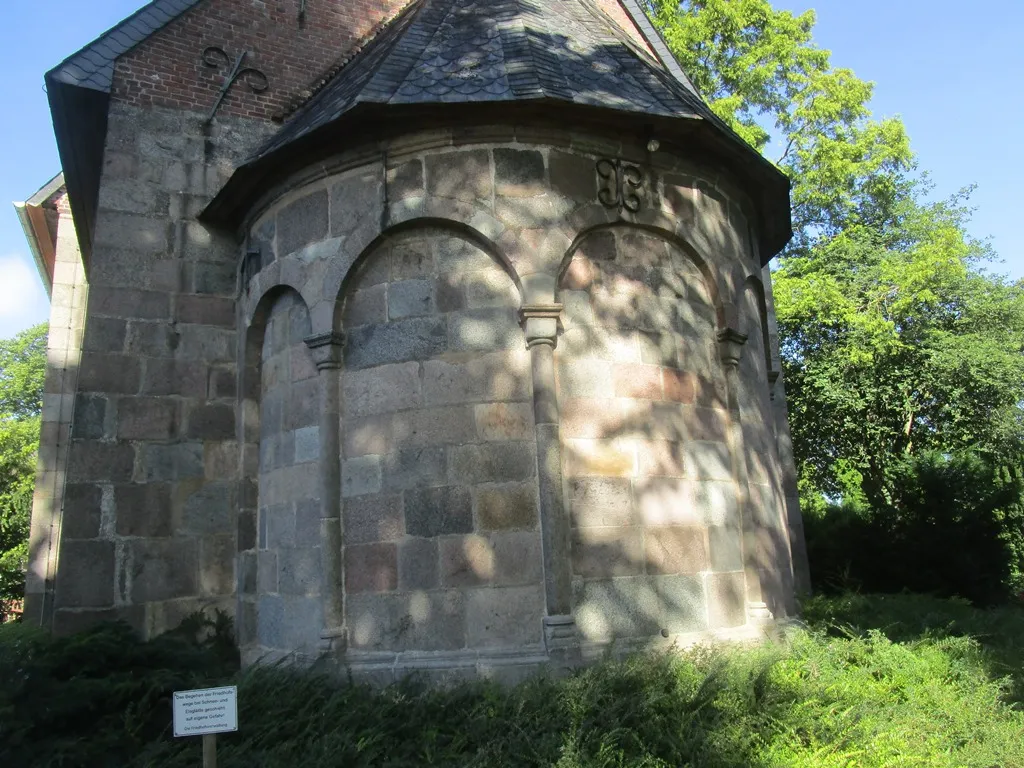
[203,100,791,263]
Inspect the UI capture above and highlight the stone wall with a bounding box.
[559,229,746,643]
[338,229,543,657]
[235,129,806,671]
[250,290,322,656]
[25,101,275,634]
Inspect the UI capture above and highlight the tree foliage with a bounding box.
[645,0,1024,596]
[0,323,47,616]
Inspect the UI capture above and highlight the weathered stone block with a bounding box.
[390,239,433,279]
[345,543,398,593]
[343,362,421,416]
[696,481,739,527]
[348,591,465,651]
[115,483,172,537]
[685,441,733,480]
[571,527,643,578]
[388,279,434,320]
[62,484,103,539]
[258,550,278,592]
[658,574,709,634]
[491,531,543,586]
[613,363,663,399]
[475,483,538,530]
[635,440,688,478]
[706,572,746,629]
[342,285,387,327]
[645,526,708,575]
[68,440,135,482]
[263,503,295,548]
[118,397,177,440]
[549,150,596,203]
[382,446,447,491]
[94,212,167,252]
[330,171,382,237]
[342,456,382,498]
[663,369,696,403]
[125,321,178,357]
[563,439,634,478]
[278,547,320,596]
[176,326,234,362]
[440,534,493,587]
[635,477,700,526]
[708,525,743,572]
[54,540,114,608]
[78,353,140,394]
[294,426,319,464]
[182,481,234,535]
[398,537,438,590]
[199,536,235,596]
[569,477,635,528]
[141,359,207,397]
[258,594,322,652]
[277,190,328,256]
[494,148,545,197]
[385,159,423,201]
[82,316,127,353]
[344,493,404,544]
[426,149,491,202]
[467,585,544,648]
[71,394,108,440]
[177,294,235,327]
[192,261,237,297]
[130,539,198,602]
[464,268,518,309]
[422,351,531,405]
[557,358,613,398]
[574,576,660,640]
[448,309,521,351]
[142,442,204,481]
[345,317,448,370]
[474,402,533,441]
[405,485,472,537]
[448,442,535,484]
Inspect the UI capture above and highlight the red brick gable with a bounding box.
[111,0,413,121]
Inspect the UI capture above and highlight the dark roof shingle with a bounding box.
[256,0,723,159]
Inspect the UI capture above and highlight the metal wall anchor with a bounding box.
[201,46,269,124]
[596,158,644,213]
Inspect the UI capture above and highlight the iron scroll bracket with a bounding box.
[201,46,269,124]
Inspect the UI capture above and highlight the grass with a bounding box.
[2,594,1023,767]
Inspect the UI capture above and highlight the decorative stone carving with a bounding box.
[303,331,345,370]
[596,158,644,213]
[717,328,748,368]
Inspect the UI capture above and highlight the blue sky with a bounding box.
[1,0,1021,340]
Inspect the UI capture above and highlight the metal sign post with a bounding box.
[173,685,238,767]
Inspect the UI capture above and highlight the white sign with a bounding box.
[172,685,238,737]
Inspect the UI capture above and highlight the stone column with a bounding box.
[520,304,576,654]
[303,332,346,656]
[718,328,772,623]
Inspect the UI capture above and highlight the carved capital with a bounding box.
[767,369,780,400]
[717,328,748,368]
[520,304,563,349]
[304,332,346,370]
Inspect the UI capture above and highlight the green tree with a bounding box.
[643,0,914,253]
[0,323,47,616]
[644,0,1024,511]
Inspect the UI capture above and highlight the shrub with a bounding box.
[0,612,237,767]
[805,451,1024,604]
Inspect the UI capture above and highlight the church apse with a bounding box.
[25,0,804,681]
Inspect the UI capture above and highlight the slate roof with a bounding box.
[48,0,202,91]
[257,0,727,159]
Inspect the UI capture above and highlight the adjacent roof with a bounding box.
[49,0,203,92]
[45,0,203,264]
[208,0,790,258]
[13,174,66,297]
[256,0,723,159]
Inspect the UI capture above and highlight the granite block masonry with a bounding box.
[22,0,807,679]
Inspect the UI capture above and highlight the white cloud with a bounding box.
[0,253,50,339]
